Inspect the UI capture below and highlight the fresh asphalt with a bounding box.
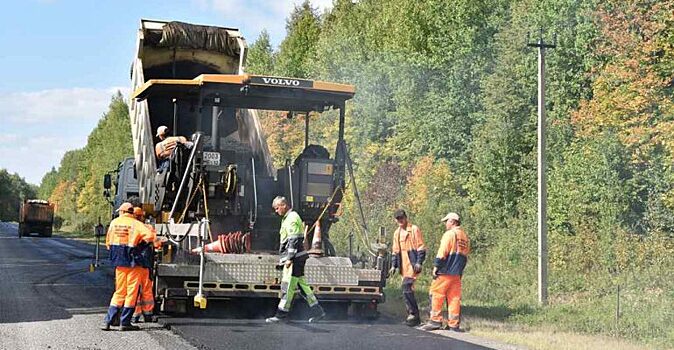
[0,221,496,350]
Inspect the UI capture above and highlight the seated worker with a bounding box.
[155,125,193,170]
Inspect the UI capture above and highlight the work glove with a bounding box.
[413,263,422,274]
[387,267,399,278]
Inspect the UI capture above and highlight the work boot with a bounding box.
[143,314,157,323]
[405,314,420,327]
[417,321,442,331]
[131,316,140,324]
[308,305,326,323]
[266,309,288,323]
[265,316,286,323]
[120,324,141,331]
[104,306,121,327]
[442,325,463,332]
[100,321,111,331]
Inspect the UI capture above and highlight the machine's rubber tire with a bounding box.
[18,224,23,238]
[42,226,53,237]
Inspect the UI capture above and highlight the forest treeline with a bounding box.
[36,0,672,346]
[38,92,133,230]
[248,0,674,345]
[0,170,36,221]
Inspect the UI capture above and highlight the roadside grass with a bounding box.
[55,226,98,241]
[468,327,654,350]
[382,272,673,350]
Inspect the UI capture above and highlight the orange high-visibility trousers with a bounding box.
[110,266,148,308]
[429,274,462,328]
[133,268,154,317]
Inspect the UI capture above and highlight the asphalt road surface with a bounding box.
[0,221,500,350]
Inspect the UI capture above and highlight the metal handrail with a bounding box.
[168,133,202,221]
[251,157,258,227]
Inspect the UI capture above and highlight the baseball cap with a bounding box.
[116,202,134,213]
[440,212,460,223]
[393,209,407,219]
[156,125,168,137]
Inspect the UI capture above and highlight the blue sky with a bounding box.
[0,0,331,184]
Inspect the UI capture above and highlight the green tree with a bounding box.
[38,167,58,200]
[40,92,132,230]
[275,0,322,78]
[246,29,275,75]
[0,169,37,221]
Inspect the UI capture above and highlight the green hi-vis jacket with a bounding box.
[279,210,308,263]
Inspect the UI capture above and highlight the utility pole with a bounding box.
[527,28,555,306]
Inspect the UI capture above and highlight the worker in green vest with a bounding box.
[266,196,325,323]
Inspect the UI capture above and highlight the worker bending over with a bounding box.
[388,209,426,326]
[419,212,470,331]
[266,196,325,323]
[101,202,155,331]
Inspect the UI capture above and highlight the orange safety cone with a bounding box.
[308,221,324,257]
[191,235,225,254]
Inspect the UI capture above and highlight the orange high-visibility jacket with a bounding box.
[155,136,188,160]
[391,224,426,278]
[133,223,157,268]
[105,213,154,267]
[433,226,470,276]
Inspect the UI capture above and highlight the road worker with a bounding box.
[131,206,158,323]
[155,125,194,170]
[418,212,470,332]
[266,196,325,323]
[388,209,426,326]
[101,202,155,331]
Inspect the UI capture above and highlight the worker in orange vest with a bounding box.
[101,202,155,331]
[418,212,470,332]
[388,209,426,327]
[155,125,193,170]
[131,206,158,323]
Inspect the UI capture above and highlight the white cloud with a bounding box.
[0,87,121,124]
[0,135,85,185]
[0,87,123,184]
[202,0,333,45]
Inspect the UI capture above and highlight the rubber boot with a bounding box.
[102,306,120,330]
[120,307,140,330]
